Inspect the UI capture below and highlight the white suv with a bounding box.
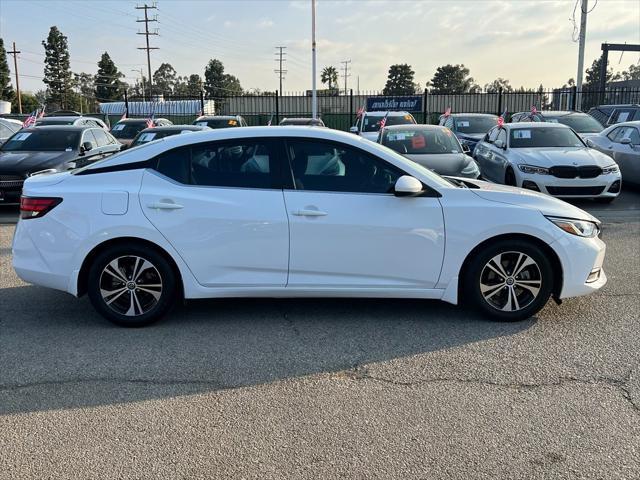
[350,111,416,141]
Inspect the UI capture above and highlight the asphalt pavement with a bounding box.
[0,189,639,479]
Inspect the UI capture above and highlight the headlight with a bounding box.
[27,169,58,177]
[602,164,619,174]
[546,216,600,238]
[461,161,479,176]
[518,164,549,175]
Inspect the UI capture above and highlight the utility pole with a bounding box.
[341,59,351,95]
[7,42,22,113]
[311,0,317,119]
[575,0,588,110]
[274,46,287,96]
[136,3,158,99]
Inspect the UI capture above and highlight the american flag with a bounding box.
[379,113,389,129]
[38,106,46,118]
[356,106,365,118]
[22,109,39,128]
[497,108,507,127]
[444,106,451,117]
[120,110,127,121]
[145,113,155,129]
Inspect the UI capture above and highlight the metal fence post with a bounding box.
[275,90,279,123]
[570,85,577,111]
[124,89,129,117]
[423,89,428,124]
[349,89,353,122]
[497,88,503,116]
[199,90,205,115]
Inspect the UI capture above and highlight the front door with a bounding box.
[140,139,289,287]
[282,138,445,289]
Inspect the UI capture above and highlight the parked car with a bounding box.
[129,125,211,148]
[587,104,640,127]
[473,122,621,201]
[110,118,173,147]
[350,111,416,141]
[586,121,640,186]
[279,117,325,127]
[378,124,480,178]
[0,125,120,204]
[510,110,603,139]
[0,118,22,146]
[438,113,498,153]
[193,115,247,129]
[13,126,607,327]
[35,115,110,131]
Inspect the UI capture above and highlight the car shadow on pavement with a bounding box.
[0,285,535,415]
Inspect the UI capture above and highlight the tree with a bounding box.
[320,66,338,90]
[174,74,203,96]
[621,64,640,81]
[42,26,73,109]
[12,91,40,112]
[484,78,513,93]
[203,59,242,97]
[382,64,417,95]
[428,64,478,94]
[584,57,621,88]
[153,62,178,96]
[73,72,97,111]
[0,38,14,101]
[95,52,124,101]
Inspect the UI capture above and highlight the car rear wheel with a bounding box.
[464,239,553,321]
[87,245,176,327]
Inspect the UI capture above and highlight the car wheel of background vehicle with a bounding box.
[464,239,553,321]
[505,168,517,186]
[87,245,176,327]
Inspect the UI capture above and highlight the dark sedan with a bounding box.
[129,125,211,148]
[378,124,480,178]
[0,125,120,203]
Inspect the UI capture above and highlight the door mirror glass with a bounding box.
[394,175,423,197]
[462,143,471,154]
[494,139,505,149]
[80,141,93,154]
[620,137,632,145]
[349,126,358,134]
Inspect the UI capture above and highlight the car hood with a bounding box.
[456,132,485,142]
[0,151,77,175]
[404,153,471,176]
[462,178,599,222]
[511,147,613,167]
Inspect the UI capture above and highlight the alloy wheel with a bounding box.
[479,251,542,312]
[99,255,163,317]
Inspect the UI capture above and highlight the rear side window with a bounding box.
[154,140,279,189]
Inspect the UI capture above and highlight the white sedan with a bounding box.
[473,122,621,202]
[13,127,606,327]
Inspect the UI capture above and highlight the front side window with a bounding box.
[92,129,112,147]
[509,127,584,148]
[1,130,81,152]
[496,129,507,146]
[382,128,462,154]
[610,126,640,144]
[286,139,403,194]
[607,127,623,142]
[487,127,500,143]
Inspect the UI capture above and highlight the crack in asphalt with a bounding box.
[344,366,640,414]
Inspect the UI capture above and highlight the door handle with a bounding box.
[147,202,184,210]
[292,209,328,217]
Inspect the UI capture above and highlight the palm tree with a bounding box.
[321,66,339,90]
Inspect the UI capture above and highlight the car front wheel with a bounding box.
[87,245,177,327]
[464,239,553,321]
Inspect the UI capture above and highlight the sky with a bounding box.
[1,0,639,94]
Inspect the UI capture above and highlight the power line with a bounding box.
[341,59,351,94]
[136,2,159,98]
[274,46,287,96]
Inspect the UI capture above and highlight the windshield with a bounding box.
[509,127,585,148]
[382,128,462,155]
[194,118,239,129]
[362,114,415,132]
[35,119,75,126]
[131,130,193,147]
[453,116,497,134]
[545,114,603,133]
[1,130,80,152]
[111,122,147,139]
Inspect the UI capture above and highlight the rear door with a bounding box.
[140,138,289,287]
[282,138,445,289]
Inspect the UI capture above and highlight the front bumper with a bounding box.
[516,172,621,198]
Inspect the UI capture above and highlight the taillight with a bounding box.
[20,196,62,219]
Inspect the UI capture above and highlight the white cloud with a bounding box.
[258,18,274,28]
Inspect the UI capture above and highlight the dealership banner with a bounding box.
[366,96,423,112]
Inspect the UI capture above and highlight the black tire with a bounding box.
[505,168,517,187]
[87,244,177,327]
[463,239,554,322]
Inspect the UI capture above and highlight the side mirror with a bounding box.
[80,142,93,154]
[585,138,594,147]
[394,175,423,197]
[462,143,471,154]
[620,137,632,145]
[494,139,505,149]
[349,126,358,134]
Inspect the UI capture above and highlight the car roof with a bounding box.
[505,121,568,129]
[25,125,96,131]
[138,125,209,133]
[383,124,447,131]
[38,116,91,121]
[117,118,168,124]
[0,117,25,126]
[608,120,640,128]
[195,115,239,120]
[364,111,412,117]
[444,113,497,117]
